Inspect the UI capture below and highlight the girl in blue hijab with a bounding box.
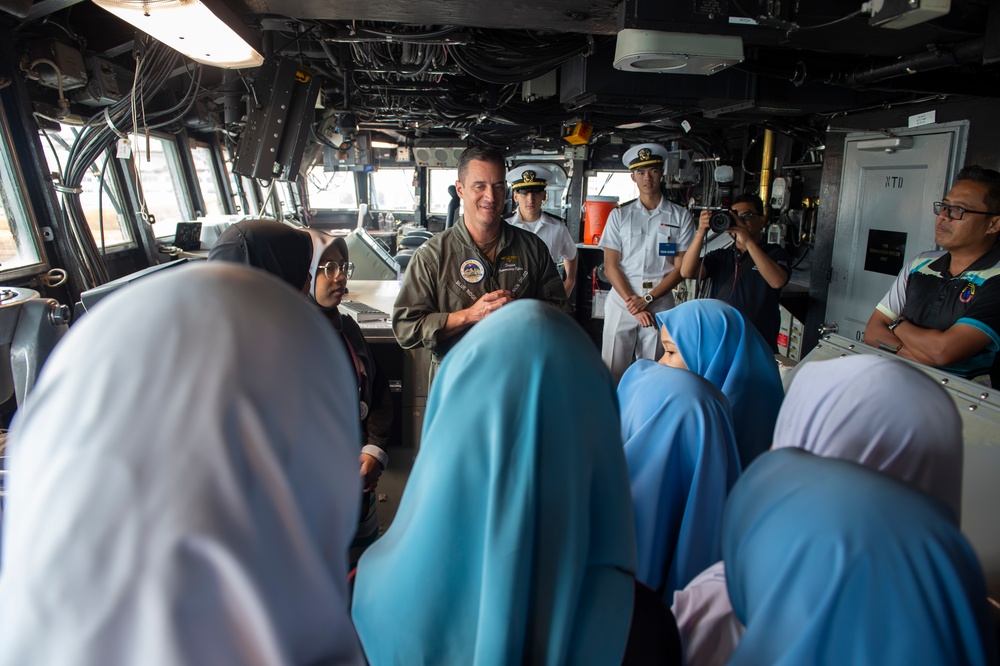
[617,360,740,598]
[655,299,782,468]
[724,448,998,666]
[352,300,679,665]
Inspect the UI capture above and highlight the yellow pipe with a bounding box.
[759,129,775,216]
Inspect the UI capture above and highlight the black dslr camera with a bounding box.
[693,206,736,233]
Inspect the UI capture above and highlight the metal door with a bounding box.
[824,122,968,342]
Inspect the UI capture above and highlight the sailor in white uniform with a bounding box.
[506,164,579,297]
[598,143,695,384]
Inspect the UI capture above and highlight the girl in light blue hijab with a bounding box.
[618,360,740,598]
[352,300,676,665]
[655,299,782,468]
[724,448,998,666]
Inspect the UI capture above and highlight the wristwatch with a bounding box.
[887,315,907,331]
[643,293,654,304]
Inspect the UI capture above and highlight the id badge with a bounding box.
[659,242,677,257]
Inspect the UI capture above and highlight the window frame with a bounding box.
[585,170,639,203]
[0,105,49,280]
[427,167,458,216]
[124,131,195,239]
[303,165,359,211]
[368,167,418,213]
[188,137,230,218]
[39,125,141,255]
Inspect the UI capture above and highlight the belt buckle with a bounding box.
[642,280,654,289]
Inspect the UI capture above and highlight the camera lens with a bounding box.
[709,210,734,233]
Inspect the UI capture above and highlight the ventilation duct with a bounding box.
[613,29,744,75]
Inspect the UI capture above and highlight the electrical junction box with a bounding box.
[665,150,698,184]
[522,70,557,102]
[24,40,87,90]
[75,56,131,106]
[564,121,593,145]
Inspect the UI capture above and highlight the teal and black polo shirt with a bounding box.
[876,242,1000,381]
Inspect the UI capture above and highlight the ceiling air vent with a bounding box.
[613,30,744,75]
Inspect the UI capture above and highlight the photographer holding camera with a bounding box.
[680,194,790,352]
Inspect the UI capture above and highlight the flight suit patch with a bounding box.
[461,259,485,283]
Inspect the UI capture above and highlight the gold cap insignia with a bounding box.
[522,170,536,183]
[638,148,652,161]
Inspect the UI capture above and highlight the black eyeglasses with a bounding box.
[933,201,1000,220]
[735,211,757,221]
[318,261,354,280]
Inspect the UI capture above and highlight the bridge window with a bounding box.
[428,168,458,215]
[189,142,227,217]
[370,168,417,212]
[273,181,298,219]
[126,133,190,239]
[38,125,133,251]
[0,120,44,273]
[305,167,357,210]
[587,171,638,203]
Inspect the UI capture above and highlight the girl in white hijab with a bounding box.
[671,354,964,666]
[0,263,365,666]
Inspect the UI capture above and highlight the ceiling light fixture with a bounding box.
[91,0,263,69]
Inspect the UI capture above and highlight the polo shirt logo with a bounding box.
[960,282,976,303]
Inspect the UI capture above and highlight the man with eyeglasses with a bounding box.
[393,146,570,384]
[680,193,790,352]
[864,165,1000,385]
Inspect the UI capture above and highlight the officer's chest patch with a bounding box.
[460,259,485,283]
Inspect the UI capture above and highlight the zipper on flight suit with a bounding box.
[482,236,511,292]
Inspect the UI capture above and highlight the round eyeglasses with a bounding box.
[318,261,354,280]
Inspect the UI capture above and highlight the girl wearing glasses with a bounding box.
[306,229,392,565]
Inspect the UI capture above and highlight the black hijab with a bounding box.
[207,220,312,291]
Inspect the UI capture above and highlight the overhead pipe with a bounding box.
[832,38,985,86]
[734,37,987,89]
[759,128,775,216]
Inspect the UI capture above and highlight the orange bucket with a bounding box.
[584,196,618,245]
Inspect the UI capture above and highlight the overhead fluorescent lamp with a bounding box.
[614,29,743,75]
[870,0,950,29]
[371,140,398,149]
[91,0,263,69]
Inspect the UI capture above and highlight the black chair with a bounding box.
[395,249,416,271]
[445,185,460,229]
[398,235,427,249]
[404,229,434,240]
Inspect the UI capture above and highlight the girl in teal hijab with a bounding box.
[724,448,998,666]
[352,300,671,665]
[618,360,740,598]
[655,299,782,468]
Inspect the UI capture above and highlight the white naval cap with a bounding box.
[622,143,667,170]
[507,164,553,192]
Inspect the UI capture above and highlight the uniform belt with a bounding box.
[625,279,655,297]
